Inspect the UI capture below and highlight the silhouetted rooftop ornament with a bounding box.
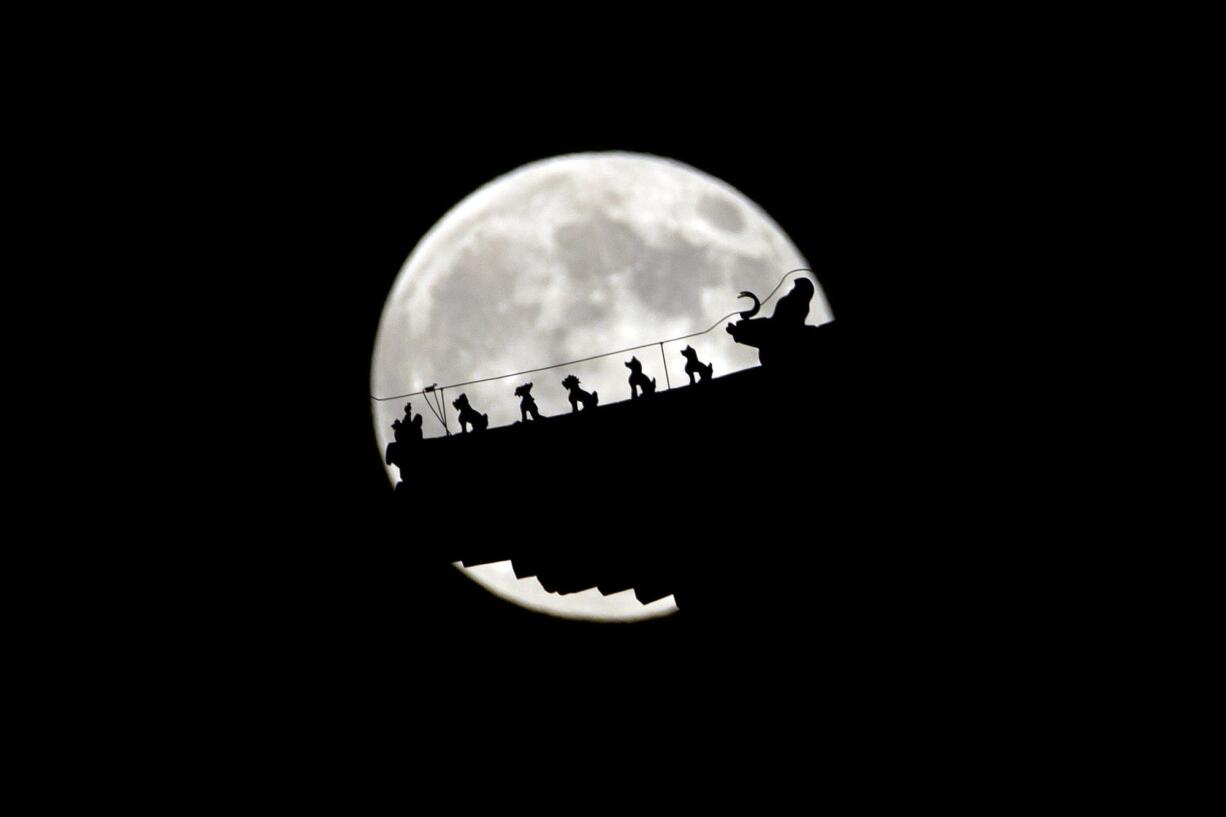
[385,402,423,484]
[727,277,821,370]
[561,374,599,412]
[514,382,545,422]
[451,393,489,433]
[680,345,713,385]
[625,356,656,399]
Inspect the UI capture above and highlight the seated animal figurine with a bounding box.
[680,345,713,385]
[514,382,544,422]
[625,356,656,399]
[561,374,599,413]
[451,393,489,433]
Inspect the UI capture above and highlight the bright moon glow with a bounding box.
[371,152,828,621]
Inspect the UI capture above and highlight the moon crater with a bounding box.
[698,194,746,233]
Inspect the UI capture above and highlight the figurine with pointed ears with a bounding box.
[625,356,656,399]
[680,346,713,385]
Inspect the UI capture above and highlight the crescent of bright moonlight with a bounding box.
[371,152,830,621]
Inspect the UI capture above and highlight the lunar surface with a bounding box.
[371,152,829,621]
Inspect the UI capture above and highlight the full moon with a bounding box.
[371,152,829,621]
